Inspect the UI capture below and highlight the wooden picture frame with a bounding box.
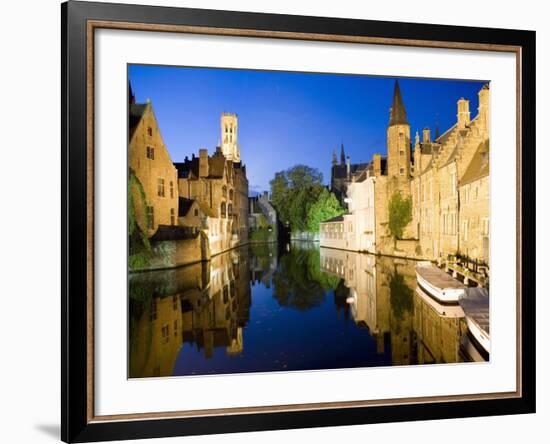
[62,1,536,442]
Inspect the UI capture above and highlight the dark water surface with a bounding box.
[129,242,473,378]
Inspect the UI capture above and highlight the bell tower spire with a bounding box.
[386,79,411,192]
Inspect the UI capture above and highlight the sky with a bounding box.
[129,64,486,195]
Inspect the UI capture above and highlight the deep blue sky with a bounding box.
[129,65,486,194]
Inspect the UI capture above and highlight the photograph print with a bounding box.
[127,65,490,379]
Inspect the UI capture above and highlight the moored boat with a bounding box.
[415,286,464,318]
[459,287,490,355]
[415,261,465,303]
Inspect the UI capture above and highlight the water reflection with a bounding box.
[129,242,475,378]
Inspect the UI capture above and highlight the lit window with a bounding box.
[147,206,154,230]
[157,178,165,197]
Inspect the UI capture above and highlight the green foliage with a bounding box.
[305,188,345,233]
[272,244,340,310]
[128,168,151,270]
[270,165,342,234]
[388,192,413,239]
[389,271,414,321]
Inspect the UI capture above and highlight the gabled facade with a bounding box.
[129,96,179,237]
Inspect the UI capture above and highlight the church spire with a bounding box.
[332,149,337,166]
[340,142,345,165]
[389,79,408,126]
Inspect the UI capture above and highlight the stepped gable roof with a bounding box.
[208,152,227,178]
[459,140,490,186]
[129,103,148,140]
[178,197,196,217]
[389,80,409,126]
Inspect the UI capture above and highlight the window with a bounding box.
[482,218,490,236]
[194,208,199,217]
[229,189,234,200]
[462,220,469,241]
[146,146,155,160]
[221,202,226,217]
[170,181,174,198]
[222,185,227,197]
[161,324,169,343]
[400,149,404,156]
[147,127,152,137]
[147,206,154,230]
[400,167,405,176]
[157,178,165,197]
[170,208,175,226]
[149,299,157,321]
[450,171,457,193]
[228,204,233,217]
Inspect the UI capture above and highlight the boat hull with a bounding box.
[416,270,465,303]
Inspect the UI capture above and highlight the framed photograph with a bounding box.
[62,1,536,442]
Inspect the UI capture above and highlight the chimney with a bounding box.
[199,149,209,177]
[478,84,490,132]
[422,127,431,143]
[373,154,382,177]
[457,98,471,129]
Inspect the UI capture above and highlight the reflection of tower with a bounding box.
[221,112,240,162]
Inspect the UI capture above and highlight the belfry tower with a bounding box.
[387,80,411,191]
[221,112,240,162]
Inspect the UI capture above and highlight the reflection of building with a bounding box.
[321,81,490,270]
[175,113,249,256]
[128,247,251,378]
[319,248,466,365]
[128,87,179,236]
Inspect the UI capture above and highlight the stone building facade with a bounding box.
[175,113,249,256]
[321,80,490,268]
[129,93,179,237]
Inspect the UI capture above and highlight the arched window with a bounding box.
[229,189,233,200]
[228,204,233,217]
[222,185,227,197]
[221,202,226,218]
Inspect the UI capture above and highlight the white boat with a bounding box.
[415,261,465,303]
[415,286,464,318]
[459,287,490,355]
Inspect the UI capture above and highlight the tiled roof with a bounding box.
[459,140,490,186]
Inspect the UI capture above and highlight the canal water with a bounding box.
[129,242,477,379]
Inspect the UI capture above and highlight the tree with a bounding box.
[270,165,326,233]
[388,192,412,239]
[305,188,345,233]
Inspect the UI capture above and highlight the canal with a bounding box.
[129,241,476,379]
